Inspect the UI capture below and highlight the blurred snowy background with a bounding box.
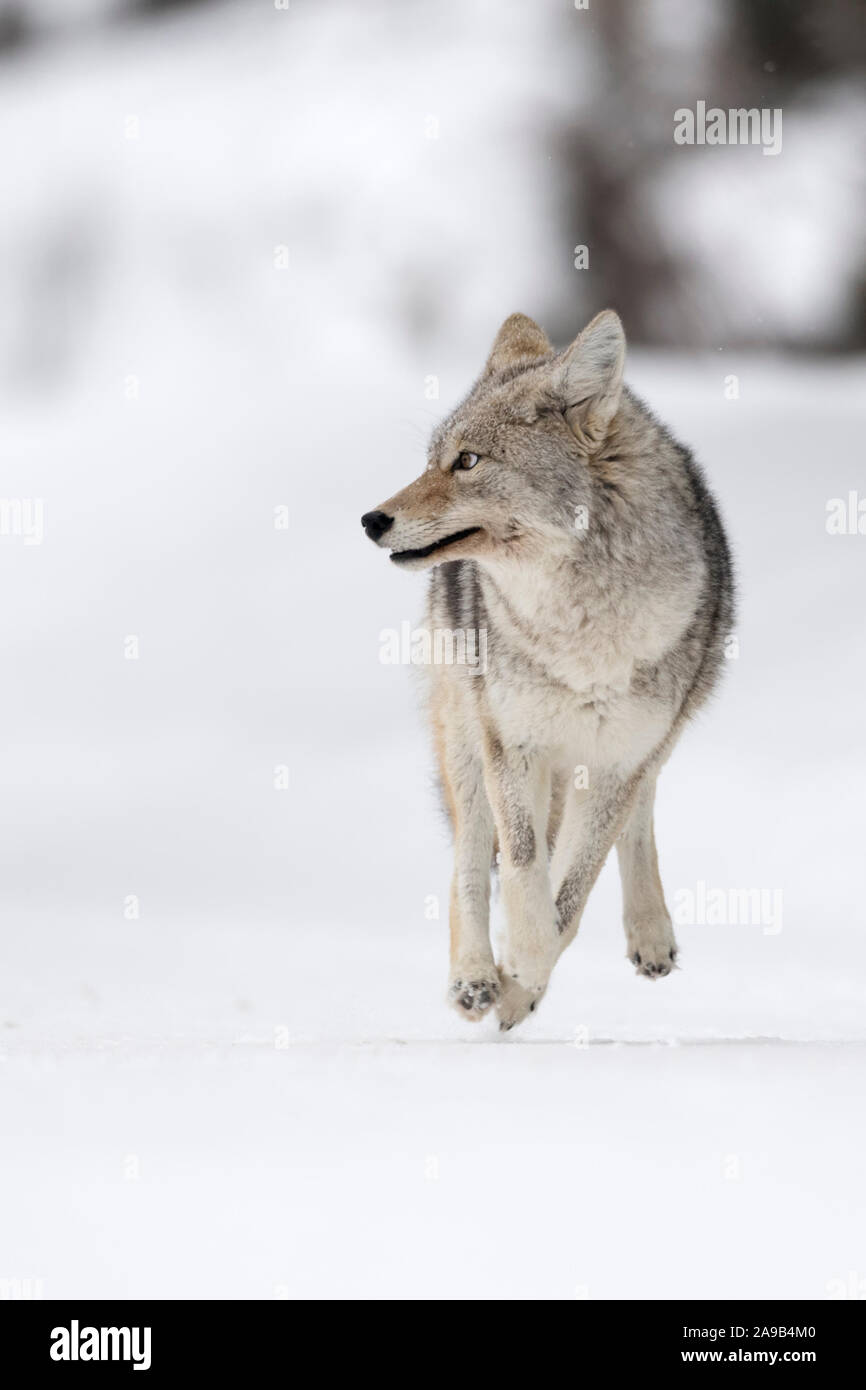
[0,0,864,1300]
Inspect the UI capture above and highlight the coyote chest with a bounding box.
[476,569,680,767]
[483,655,672,773]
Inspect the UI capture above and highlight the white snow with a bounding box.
[2,349,864,1299]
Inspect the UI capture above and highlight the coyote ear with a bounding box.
[483,313,553,378]
[557,310,625,452]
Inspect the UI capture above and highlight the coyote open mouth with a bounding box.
[390,526,482,563]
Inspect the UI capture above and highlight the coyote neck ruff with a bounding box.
[362,310,734,1030]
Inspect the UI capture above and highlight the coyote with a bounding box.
[362,312,734,1029]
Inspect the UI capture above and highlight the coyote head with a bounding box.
[361,310,626,571]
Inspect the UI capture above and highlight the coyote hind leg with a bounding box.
[616,774,677,978]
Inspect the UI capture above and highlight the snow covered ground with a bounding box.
[0,2,864,1300]
[2,350,864,1300]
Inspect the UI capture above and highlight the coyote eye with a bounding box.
[452,451,479,472]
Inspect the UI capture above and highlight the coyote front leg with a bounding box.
[481,729,558,1007]
[441,735,499,1020]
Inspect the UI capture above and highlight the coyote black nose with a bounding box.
[361,510,393,542]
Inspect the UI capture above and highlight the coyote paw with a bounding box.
[449,970,500,1020]
[626,916,678,979]
[500,944,555,998]
[495,970,544,1032]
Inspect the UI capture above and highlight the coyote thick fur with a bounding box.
[362,311,734,1029]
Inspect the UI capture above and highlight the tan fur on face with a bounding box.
[379,462,453,524]
[367,455,499,571]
